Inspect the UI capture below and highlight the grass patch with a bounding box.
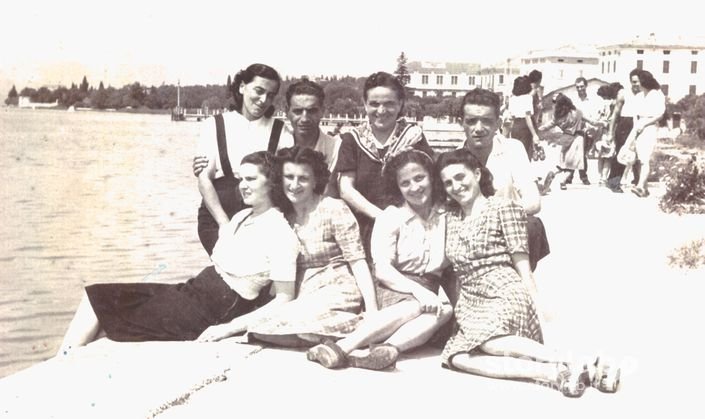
[668,238,705,269]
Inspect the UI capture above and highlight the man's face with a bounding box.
[630,75,642,94]
[575,81,587,98]
[287,94,323,140]
[461,104,499,151]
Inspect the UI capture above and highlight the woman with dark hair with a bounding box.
[195,63,294,255]
[539,94,604,190]
[57,151,299,353]
[507,75,541,158]
[620,70,665,197]
[249,146,377,347]
[436,148,620,397]
[335,71,434,256]
[591,83,622,185]
[306,149,453,371]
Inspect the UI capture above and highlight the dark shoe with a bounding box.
[565,175,574,184]
[542,171,556,193]
[306,340,347,369]
[631,187,648,198]
[347,343,399,371]
[559,182,567,190]
[610,185,624,193]
[580,178,591,185]
[556,364,591,398]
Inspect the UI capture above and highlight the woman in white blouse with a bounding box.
[57,151,299,354]
[306,149,453,370]
[507,75,541,159]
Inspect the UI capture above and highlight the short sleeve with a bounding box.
[196,117,217,159]
[268,219,299,283]
[334,133,359,174]
[370,206,399,266]
[497,200,529,254]
[330,200,366,262]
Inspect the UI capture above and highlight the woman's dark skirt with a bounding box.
[510,118,533,159]
[86,266,255,342]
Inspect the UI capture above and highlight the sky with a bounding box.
[2,0,705,95]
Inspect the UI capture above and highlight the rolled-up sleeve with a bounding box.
[370,207,398,266]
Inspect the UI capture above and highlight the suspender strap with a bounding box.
[214,113,235,179]
[267,119,284,154]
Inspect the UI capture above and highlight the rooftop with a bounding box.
[408,61,481,74]
[599,33,705,50]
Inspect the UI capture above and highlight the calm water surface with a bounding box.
[0,107,209,377]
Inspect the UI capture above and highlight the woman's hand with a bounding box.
[196,324,235,342]
[193,156,209,177]
[412,288,444,317]
[532,134,541,145]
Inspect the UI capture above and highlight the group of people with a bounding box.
[58,64,622,398]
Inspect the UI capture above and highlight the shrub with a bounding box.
[668,238,705,269]
[648,150,680,182]
[659,155,705,214]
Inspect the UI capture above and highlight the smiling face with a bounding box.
[461,104,499,152]
[287,94,323,141]
[630,74,642,94]
[282,162,316,206]
[238,162,271,208]
[396,162,432,210]
[575,80,587,99]
[364,86,402,135]
[239,76,279,120]
[439,163,482,209]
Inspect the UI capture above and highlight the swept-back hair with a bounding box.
[458,88,501,119]
[512,76,532,96]
[231,63,281,118]
[285,79,325,108]
[240,150,289,211]
[638,70,661,91]
[435,149,495,210]
[382,149,439,207]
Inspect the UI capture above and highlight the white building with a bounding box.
[516,46,599,94]
[406,61,480,97]
[597,33,705,102]
[473,60,520,97]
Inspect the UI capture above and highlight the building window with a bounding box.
[663,60,670,73]
[451,75,458,85]
[663,50,671,55]
[577,59,584,63]
[607,61,611,73]
[422,91,427,97]
[637,49,644,54]
[690,85,697,95]
[637,60,643,70]
[613,61,617,73]
[692,50,699,55]
[557,58,564,62]
[452,91,457,98]
[498,75,504,84]
[661,84,669,96]
[692,61,698,73]
[602,62,605,73]
[436,75,443,84]
[421,75,428,85]
[608,51,612,55]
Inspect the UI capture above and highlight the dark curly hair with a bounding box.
[553,93,576,120]
[435,149,495,210]
[597,82,623,100]
[458,88,501,119]
[275,146,331,195]
[638,70,661,91]
[230,63,281,118]
[285,79,325,108]
[363,71,406,117]
[528,69,543,84]
[381,149,438,207]
[512,75,532,96]
[240,151,289,211]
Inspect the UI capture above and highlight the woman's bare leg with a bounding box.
[56,291,101,356]
[385,304,453,352]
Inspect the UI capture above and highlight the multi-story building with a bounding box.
[597,33,705,102]
[516,46,599,94]
[406,61,480,97]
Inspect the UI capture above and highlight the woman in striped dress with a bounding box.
[436,149,620,397]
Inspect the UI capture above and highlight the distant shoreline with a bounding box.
[3,104,171,115]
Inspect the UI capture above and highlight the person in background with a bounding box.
[436,148,621,398]
[593,83,622,185]
[194,63,294,255]
[622,70,665,198]
[507,75,541,159]
[58,151,299,353]
[458,88,549,272]
[529,69,544,127]
[335,71,434,256]
[568,77,601,185]
[306,149,453,371]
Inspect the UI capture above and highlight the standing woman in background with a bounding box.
[507,75,541,159]
[335,71,434,256]
[622,70,665,198]
[195,63,294,255]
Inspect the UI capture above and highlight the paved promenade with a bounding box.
[2,169,704,418]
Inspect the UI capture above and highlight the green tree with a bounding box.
[395,52,410,86]
[5,85,18,105]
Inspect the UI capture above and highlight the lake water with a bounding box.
[0,107,211,378]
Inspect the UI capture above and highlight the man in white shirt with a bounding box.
[569,77,601,185]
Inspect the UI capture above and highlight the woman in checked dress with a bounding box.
[436,149,620,398]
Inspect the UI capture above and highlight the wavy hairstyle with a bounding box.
[553,93,576,120]
[275,146,331,195]
[435,149,495,209]
[230,63,282,118]
[638,70,661,91]
[240,150,289,211]
[363,71,406,117]
[382,149,439,207]
[512,75,532,96]
[458,88,501,119]
[597,82,624,100]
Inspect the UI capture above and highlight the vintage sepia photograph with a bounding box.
[1,0,704,417]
